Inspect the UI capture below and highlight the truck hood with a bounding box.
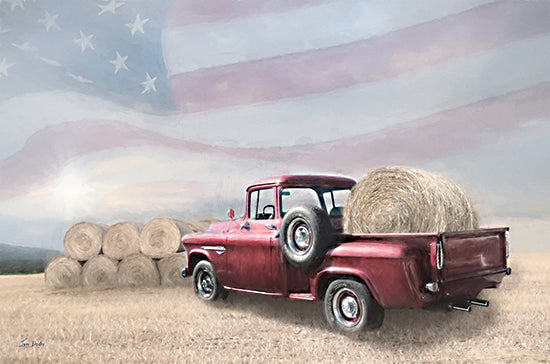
[206,220,234,233]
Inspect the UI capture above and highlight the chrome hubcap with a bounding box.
[287,219,312,256]
[294,226,310,250]
[198,271,213,297]
[332,288,361,327]
[341,296,358,319]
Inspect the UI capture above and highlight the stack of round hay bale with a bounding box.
[45,218,212,289]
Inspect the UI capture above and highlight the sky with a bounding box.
[0,0,549,253]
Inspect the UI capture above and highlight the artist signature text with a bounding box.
[18,338,45,348]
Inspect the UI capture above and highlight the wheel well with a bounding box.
[189,253,208,272]
[317,274,375,301]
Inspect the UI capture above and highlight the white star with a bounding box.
[38,11,61,32]
[0,58,16,78]
[12,42,39,52]
[140,73,157,94]
[109,51,129,74]
[98,0,125,16]
[74,31,95,53]
[126,14,149,37]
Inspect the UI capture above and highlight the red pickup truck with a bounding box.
[181,175,511,332]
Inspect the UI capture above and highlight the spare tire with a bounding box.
[280,205,334,268]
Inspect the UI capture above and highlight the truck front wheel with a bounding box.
[192,261,223,301]
[324,279,384,332]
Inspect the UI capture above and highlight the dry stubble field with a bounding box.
[1,254,549,363]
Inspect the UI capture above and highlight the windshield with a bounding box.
[280,187,350,217]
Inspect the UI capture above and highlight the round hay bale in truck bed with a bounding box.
[343,167,479,234]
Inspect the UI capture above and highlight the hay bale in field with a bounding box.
[157,253,189,287]
[185,220,216,233]
[343,167,479,234]
[102,222,142,260]
[63,222,106,261]
[117,253,160,287]
[44,255,82,289]
[82,255,118,288]
[140,218,192,259]
[173,220,193,249]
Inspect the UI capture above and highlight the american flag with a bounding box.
[0,0,172,109]
[0,0,549,252]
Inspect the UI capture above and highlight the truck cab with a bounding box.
[184,175,354,294]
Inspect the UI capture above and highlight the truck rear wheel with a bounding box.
[192,261,223,301]
[324,279,384,332]
[280,205,334,268]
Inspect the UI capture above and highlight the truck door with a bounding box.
[224,187,279,292]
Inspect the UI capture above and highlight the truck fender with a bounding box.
[187,250,211,272]
[313,267,383,307]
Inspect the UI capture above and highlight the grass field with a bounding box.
[1,254,549,363]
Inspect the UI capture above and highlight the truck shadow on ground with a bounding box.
[214,290,498,346]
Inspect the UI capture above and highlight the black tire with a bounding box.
[280,205,334,268]
[192,261,223,302]
[324,279,384,332]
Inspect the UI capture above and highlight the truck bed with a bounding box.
[329,228,509,308]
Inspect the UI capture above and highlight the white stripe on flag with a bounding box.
[175,34,550,147]
[162,0,494,75]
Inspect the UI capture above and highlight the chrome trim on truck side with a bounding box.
[201,245,226,255]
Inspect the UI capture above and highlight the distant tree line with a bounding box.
[0,243,62,275]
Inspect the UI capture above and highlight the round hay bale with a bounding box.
[157,253,189,287]
[82,255,118,288]
[343,167,479,234]
[44,255,82,289]
[117,253,160,287]
[185,220,216,233]
[102,222,142,260]
[63,222,106,261]
[173,220,193,250]
[140,218,191,258]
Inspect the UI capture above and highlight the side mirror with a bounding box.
[227,208,235,220]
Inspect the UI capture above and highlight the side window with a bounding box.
[248,188,275,220]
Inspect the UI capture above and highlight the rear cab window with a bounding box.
[280,187,350,217]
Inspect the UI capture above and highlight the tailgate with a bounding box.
[440,228,509,282]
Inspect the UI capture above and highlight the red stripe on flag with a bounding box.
[2,83,548,201]
[169,0,550,113]
[247,81,550,170]
[165,0,331,28]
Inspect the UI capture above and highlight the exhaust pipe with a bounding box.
[468,298,490,307]
[449,303,471,312]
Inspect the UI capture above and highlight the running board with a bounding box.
[288,293,316,301]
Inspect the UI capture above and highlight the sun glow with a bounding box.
[54,172,94,217]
